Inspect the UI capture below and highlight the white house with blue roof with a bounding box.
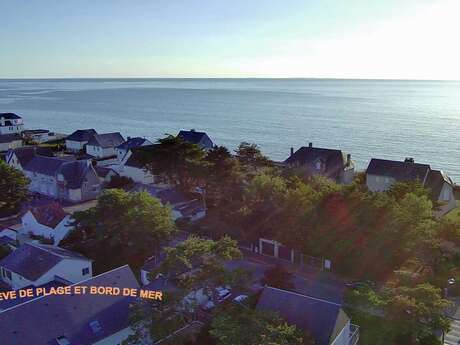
[6,147,101,202]
[86,132,125,159]
[178,129,214,150]
[0,112,24,135]
[0,243,92,290]
[116,136,153,162]
[65,129,98,152]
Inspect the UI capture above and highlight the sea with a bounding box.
[0,78,459,181]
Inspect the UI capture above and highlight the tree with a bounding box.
[235,142,271,172]
[141,135,207,190]
[0,160,29,216]
[153,236,246,303]
[204,145,243,207]
[62,189,176,272]
[209,304,312,345]
[127,236,247,345]
[261,265,295,290]
[370,283,452,344]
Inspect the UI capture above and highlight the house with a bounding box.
[178,129,214,150]
[21,203,73,245]
[140,231,190,285]
[116,136,153,162]
[0,112,24,135]
[22,129,58,143]
[117,145,157,184]
[65,129,97,152]
[256,286,359,345]
[0,242,92,290]
[95,165,119,185]
[284,143,355,184]
[86,132,125,159]
[0,133,22,152]
[5,146,54,170]
[366,158,456,215]
[6,148,101,202]
[0,265,138,345]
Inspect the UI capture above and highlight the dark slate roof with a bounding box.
[0,265,139,345]
[0,112,21,120]
[25,155,70,176]
[125,144,158,168]
[95,166,116,178]
[116,137,150,150]
[256,287,350,345]
[29,202,68,228]
[425,169,453,199]
[0,243,89,281]
[284,146,347,179]
[178,130,212,146]
[366,158,430,182]
[8,146,53,167]
[0,134,22,144]
[174,199,205,217]
[58,160,94,189]
[66,129,97,142]
[87,132,125,148]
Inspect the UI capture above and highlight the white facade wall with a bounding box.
[21,212,73,245]
[33,259,93,286]
[86,145,116,159]
[0,269,34,290]
[366,174,396,192]
[0,119,24,135]
[66,140,86,152]
[0,139,22,152]
[25,171,59,198]
[68,188,83,202]
[118,165,155,184]
[330,320,351,345]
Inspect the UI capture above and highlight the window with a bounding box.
[82,267,90,276]
[315,161,322,170]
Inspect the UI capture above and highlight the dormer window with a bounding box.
[315,161,322,170]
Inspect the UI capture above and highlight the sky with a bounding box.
[1,0,459,79]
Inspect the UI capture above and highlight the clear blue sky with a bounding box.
[1,0,459,79]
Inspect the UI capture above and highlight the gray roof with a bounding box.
[125,144,158,168]
[284,146,347,179]
[256,287,350,345]
[25,155,70,176]
[66,129,97,142]
[58,160,94,189]
[8,146,54,167]
[178,130,213,148]
[0,134,22,144]
[87,132,125,148]
[0,265,139,345]
[0,113,21,120]
[425,169,453,199]
[116,137,150,150]
[366,158,430,182]
[0,243,90,281]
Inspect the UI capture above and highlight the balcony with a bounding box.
[349,324,360,345]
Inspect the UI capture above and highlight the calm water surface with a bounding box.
[1,78,459,181]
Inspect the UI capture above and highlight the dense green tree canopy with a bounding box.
[209,304,312,345]
[62,189,176,272]
[0,160,29,216]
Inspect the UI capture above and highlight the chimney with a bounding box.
[346,154,351,165]
[127,136,131,141]
[190,129,196,132]
[308,142,313,148]
[404,157,414,163]
[290,147,294,156]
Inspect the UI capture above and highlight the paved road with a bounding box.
[445,319,460,345]
[226,252,345,304]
